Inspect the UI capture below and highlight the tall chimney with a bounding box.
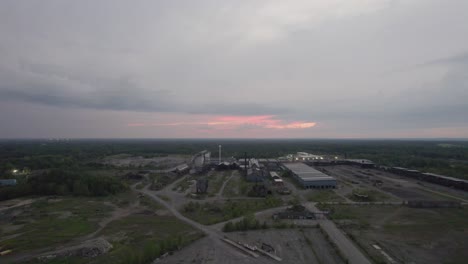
[244,152,248,177]
[219,145,222,164]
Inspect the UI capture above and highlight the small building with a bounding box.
[0,179,17,187]
[246,168,267,182]
[282,163,336,189]
[196,179,208,193]
[238,158,260,169]
[216,161,239,170]
[273,178,284,186]
[174,163,189,175]
[238,158,267,182]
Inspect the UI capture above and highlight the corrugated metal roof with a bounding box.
[282,163,335,182]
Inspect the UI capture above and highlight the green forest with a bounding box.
[1,139,467,180]
[0,169,127,201]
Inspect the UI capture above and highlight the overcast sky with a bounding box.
[0,0,467,138]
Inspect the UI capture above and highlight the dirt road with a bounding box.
[138,185,275,263]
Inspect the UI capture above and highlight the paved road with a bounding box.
[304,202,372,264]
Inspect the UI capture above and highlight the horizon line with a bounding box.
[1,137,468,141]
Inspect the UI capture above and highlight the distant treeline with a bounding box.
[1,139,467,179]
[0,169,127,201]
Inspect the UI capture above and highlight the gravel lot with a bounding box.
[159,229,344,264]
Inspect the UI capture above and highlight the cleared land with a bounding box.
[317,204,468,264]
[226,229,344,264]
[181,197,283,225]
[159,228,345,264]
[222,171,257,197]
[0,197,114,252]
[324,165,468,202]
[0,190,203,264]
[306,189,346,203]
[2,162,465,264]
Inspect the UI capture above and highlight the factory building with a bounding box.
[389,167,468,191]
[190,150,211,173]
[294,152,323,161]
[282,163,336,189]
[256,159,282,171]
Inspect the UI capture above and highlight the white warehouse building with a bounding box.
[283,163,336,189]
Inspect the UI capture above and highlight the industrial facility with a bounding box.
[389,167,468,191]
[190,150,211,173]
[282,163,336,189]
[279,152,324,162]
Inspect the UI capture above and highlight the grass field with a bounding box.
[222,172,256,197]
[306,190,346,203]
[1,197,114,252]
[317,204,468,264]
[182,197,283,224]
[206,171,230,196]
[172,176,193,192]
[89,214,204,264]
[4,192,203,264]
[346,188,392,202]
[23,214,204,264]
[149,173,181,190]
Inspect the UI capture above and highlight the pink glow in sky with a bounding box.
[127,115,316,130]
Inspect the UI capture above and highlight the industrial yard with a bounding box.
[1,140,467,264]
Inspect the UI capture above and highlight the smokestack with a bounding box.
[219,145,222,163]
[244,152,248,177]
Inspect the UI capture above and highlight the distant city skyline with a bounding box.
[1,0,467,138]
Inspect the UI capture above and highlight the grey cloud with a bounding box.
[1,0,468,138]
[424,53,468,66]
[1,60,289,115]
[0,84,288,116]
